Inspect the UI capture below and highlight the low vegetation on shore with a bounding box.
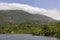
[0,22,60,38]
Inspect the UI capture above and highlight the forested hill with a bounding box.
[0,10,57,24]
[0,10,60,38]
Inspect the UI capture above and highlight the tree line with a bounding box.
[0,22,60,38]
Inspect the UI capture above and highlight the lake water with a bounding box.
[0,34,59,40]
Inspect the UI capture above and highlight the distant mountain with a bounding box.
[0,10,57,24]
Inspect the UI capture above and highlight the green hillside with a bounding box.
[0,10,56,24]
[0,10,60,38]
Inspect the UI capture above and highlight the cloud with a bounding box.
[0,3,60,20]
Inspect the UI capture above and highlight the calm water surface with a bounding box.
[0,34,59,40]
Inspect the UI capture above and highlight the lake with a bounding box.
[0,34,59,40]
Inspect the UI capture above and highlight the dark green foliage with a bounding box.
[0,10,60,38]
[0,22,60,38]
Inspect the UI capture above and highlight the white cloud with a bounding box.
[0,3,60,20]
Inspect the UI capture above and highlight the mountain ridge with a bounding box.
[0,10,57,24]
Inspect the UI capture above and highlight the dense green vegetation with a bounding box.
[0,10,60,38]
[0,22,60,38]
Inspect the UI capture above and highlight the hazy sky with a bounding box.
[0,0,60,10]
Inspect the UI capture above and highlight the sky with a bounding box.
[0,0,60,10]
[0,0,60,20]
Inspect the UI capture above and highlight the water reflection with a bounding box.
[0,34,59,40]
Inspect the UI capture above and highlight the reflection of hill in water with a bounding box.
[0,34,59,40]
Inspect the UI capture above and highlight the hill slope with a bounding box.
[0,10,57,24]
